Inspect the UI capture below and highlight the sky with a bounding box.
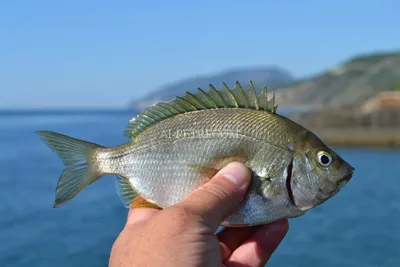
[0,0,399,108]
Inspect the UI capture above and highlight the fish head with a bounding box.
[290,130,354,211]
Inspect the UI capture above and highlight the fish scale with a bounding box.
[36,81,354,226]
[131,109,298,151]
[100,108,300,224]
[123,136,262,208]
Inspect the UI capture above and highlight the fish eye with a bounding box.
[317,151,332,167]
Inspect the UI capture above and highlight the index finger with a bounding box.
[224,219,289,267]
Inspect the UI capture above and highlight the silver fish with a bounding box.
[36,81,354,226]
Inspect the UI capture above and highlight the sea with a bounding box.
[0,109,399,267]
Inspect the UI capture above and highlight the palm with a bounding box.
[116,208,288,267]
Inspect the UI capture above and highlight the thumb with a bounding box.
[177,162,251,230]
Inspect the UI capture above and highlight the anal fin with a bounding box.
[130,195,162,209]
[115,175,161,210]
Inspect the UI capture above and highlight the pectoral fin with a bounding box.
[188,157,247,179]
[188,164,219,178]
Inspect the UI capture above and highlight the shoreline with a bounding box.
[311,128,400,149]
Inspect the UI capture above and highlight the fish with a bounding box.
[36,81,354,226]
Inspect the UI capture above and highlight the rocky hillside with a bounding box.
[130,51,400,110]
[131,67,295,109]
[275,51,400,108]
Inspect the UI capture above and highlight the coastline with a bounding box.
[311,128,400,149]
[286,104,400,149]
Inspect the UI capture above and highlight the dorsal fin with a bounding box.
[123,81,278,138]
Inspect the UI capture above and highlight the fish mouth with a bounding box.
[314,170,354,206]
[336,171,354,189]
[337,166,354,185]
[340,173,353,182]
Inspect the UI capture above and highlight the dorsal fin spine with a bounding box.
[151,106,170,116]
[185,91,207,109]
[140,114,156,123]
[222,82,239,108]
[171,102,187,113]
[154,105,174,116]
[123,81,278,138]
[209,84,228,107]
[198,87,218,108]
[272,92,278,113]
[262,87,268,112]
[249,81,259,110]
[176,96,197,111]
[158,102,180,114]
[272,93,276,110]
[235,81,249,108]
[145,108,164,120]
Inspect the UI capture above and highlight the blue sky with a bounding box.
[0,0,398,108]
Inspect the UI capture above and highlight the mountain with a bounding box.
[130,51,400,110]
[131,67,295,109]
[274,51,400,108]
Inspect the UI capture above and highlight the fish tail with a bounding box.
[36,131,104,208]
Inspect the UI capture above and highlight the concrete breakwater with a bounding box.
[311,128,400,148]
[288,106,400,148]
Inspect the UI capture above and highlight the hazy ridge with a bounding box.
[275,51,400,108]
[130,66,295,109]
[131,51,400,109]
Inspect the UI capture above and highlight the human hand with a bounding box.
[109,162,289,267]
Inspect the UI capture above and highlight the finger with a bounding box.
[218,226,260,260]
[224,219,289,267]
[176,162,251,230]
[125,208,159,228]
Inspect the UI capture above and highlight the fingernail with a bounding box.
[219,162,250,190]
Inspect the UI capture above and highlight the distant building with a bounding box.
[360,91,400,113]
